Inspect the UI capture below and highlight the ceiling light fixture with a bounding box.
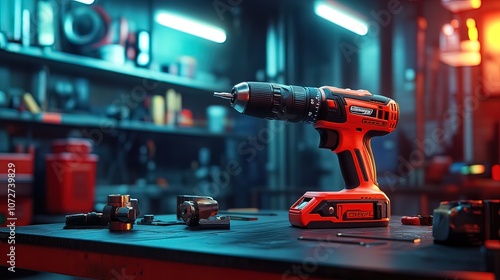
[315,3,368,36]
[156,12,226,44]
[73,0,95,5]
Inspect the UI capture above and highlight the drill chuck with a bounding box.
[215,82,322,123]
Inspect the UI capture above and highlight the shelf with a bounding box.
[0,109,244,139]
[0,44,231,92]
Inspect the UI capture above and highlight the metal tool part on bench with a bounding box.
[102,194,140,231]
[178,196,230,230]
[177,195,215,221]
[64,212,107,229]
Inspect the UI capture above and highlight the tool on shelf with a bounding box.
[215,82,399,228]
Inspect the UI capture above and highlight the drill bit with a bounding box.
[214,92,233,100]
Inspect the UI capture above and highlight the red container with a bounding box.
[51,138,92,155]
[45,139,98,214]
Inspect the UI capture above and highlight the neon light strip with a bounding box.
[315,3,368,36]
[156,12,226,43]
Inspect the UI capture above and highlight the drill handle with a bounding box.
[336,138,377,190]
[316,126,380,190]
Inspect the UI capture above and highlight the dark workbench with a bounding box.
[0,212,494,280]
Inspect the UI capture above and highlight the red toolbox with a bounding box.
[45,139,98,214]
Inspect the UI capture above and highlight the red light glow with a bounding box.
[485,16,500,52]
[493,165,500,181]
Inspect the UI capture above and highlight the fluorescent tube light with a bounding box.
[315,3,368,36]
[74,0,95,4]
[156,12,226,43]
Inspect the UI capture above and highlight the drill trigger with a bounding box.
[316,129,339,150]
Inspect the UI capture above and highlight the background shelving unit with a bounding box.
[0,109,246,139]
[0,45,231,92]
[0,0,270,218]
[0,43,243,139]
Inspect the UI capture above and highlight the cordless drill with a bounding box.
[214,82,399,228]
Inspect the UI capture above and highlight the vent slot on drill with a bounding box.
[355,149,369,182]
[338,151,360,189]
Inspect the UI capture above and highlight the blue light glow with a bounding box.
[315,3,368,36]
[73,0,95,5]
[156,12,227,44]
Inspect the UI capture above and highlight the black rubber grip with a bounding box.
[337,150,360,189]
[241,82,321,123]
[288,86,307,122]
[354,149,369,182]
[245,82,274,118]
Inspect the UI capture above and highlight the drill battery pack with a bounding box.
[289,191,390,228]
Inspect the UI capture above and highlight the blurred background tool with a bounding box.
[433,200,500,246]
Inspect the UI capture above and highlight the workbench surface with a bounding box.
[0,212,494,280]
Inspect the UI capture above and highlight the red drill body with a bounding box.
[215,82,399,228]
